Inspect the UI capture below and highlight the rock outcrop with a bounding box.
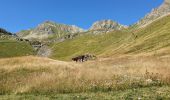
[89,20,126,34]
[137,0,170,27]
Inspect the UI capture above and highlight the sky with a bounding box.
[0,0,164,33]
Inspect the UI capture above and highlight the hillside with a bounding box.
[123,15,170,55]
[50,30,130,60]
[0,32,34,58]
[0,40,34,58]
[50,15,170,60]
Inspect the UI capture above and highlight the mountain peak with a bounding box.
[39,21,85,33]
[90,20,126,32]
[17,21,85,40]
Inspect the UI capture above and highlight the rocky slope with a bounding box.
[89,20,126,34]
[17,20,127,40]
[17,21,84,40]
[137,0,170,27]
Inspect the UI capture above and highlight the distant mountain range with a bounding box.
[16,20,126,40]
[0,0,169,39]
[1,0,170,60]
[15,0,170,40]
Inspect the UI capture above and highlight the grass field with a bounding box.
[1,86,170,100]
[0,39,34,58]
[0,55,170,99]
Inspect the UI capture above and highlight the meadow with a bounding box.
[0,55,170,99]
[0,39,34,58]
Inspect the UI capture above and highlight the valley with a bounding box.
[0,0,170,99]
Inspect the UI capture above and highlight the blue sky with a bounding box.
[0,0,163,32]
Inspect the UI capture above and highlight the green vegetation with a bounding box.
[124,15,170,54]
[50,30,131,60]
[1,86,170,100]
[1,10,170,100]
[0,40,34,58]
[51,15,170,60]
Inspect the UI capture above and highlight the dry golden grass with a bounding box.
[0,55,170,94]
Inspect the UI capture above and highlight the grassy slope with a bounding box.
[51,15,170,61]
[0,39,34,58]
[50,30,131,60]
[124,15,170,54]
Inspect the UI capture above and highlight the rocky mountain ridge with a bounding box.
[17,21,85,40]
[17,20,127,39]
[90,20,126,31]
[137,0,170,27]
[89,20,127,34]
[15,0,170,40]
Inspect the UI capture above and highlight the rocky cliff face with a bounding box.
[17,21,84,40]
[90,20,125,31]
[137,0,170,27]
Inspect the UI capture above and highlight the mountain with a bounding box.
[17,20,127,40]
[50,14,170,60]
[137,0,170,27]
[3,0,170,60]
[17,21,85,40]
[0,28,14,41]
[89,20,127,34]
[0,28,12,35]
[0,28,34,58]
